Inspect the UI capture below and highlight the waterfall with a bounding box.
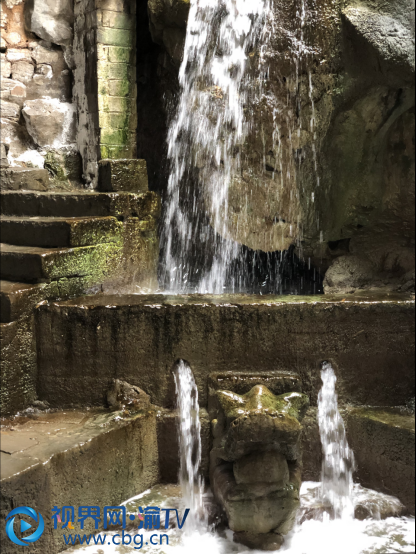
[161,0,273,294]
[318,362,356,520]
[174,360,205,532]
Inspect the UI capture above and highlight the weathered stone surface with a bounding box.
[0,78,26,105]
[0,190,161,219]
[150,0,415,292]
[0,410,159,554]
[0,317,37,416]
[25,0,74,46]
[234,531,284,552]
[0,120,31,158]
[0,167,49,191]
[43,146,83,187]
[0,216,122,248]
[34,295,415,412]
[1,143,10,167]
[0,100,20,121]
[234,451,289,486]
[0,280,48,323]
[213,464,300,535]
[1,54,11,78]
[347,407,415,514]
[208,371,302,398]
[98,159,148,193]
[22,99,76,148]
[107,379,150,412]
[11,60,34,83]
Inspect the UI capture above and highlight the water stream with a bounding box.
[173,360,206,533]
[318,361,356,520]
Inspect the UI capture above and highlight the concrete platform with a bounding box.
[0,409,159,554]
[35,293,415,410]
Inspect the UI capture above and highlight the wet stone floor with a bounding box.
[63,483,415,554]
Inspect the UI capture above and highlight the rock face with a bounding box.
[209,384,309,550]
[24,0,74,46]
[22,98,76,148]
[148,0,415,293]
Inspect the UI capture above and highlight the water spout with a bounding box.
[174,360,205,532]
[318,362,355,520]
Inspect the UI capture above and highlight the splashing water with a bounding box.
[161,0,274,293]
[173,360,206,532]
[318,362,356,520]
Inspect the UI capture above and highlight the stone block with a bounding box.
[97,60,132,80]
[95,0,136,13]
[98,94,132,112]
[108,45,133,63]
[1,54,11,78]
[100,9,135,29]
[99,110,137,130]
[11,60,34,83]
[1,101,20,121]
[100,143,136,159]
[100,127,129,145]
[98,158,148,193]
[347,407,415,514]
[97,27,134,47]
[98,78,133,97]
[0,167,49,191]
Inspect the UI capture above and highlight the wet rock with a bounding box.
[234,531,284,551]
[148,0,189,64]
[234,451,290,486]
[31,400,50,410]
[107,379,151,413]
[25,0,74,46]
[22,98,76,147]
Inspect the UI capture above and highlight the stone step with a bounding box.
[0,242,120,283]
[0,167,50,191]
[0,190,160,219]
[0,409,158,554]
[0,216,121,248]
[0,280,47,323]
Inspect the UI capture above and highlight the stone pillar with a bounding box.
[74,0,137,186]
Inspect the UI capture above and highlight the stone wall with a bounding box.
[1,0,82,187]
[1,0,138,187]
[74,0,138,186]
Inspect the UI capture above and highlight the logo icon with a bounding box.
[6,507,45,546]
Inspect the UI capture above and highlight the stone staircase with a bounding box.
[0,160,161,414]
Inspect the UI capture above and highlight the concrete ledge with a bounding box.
[347,407,415,514]
[35,294,415,409]
[0,409,159,554]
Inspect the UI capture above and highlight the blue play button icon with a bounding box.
[21,520,32,533]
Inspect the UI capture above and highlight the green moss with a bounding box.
[216,386,310,422]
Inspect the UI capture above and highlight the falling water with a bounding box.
[174,360,205,532]
[161,0,273,293]
[318,362,355,520]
